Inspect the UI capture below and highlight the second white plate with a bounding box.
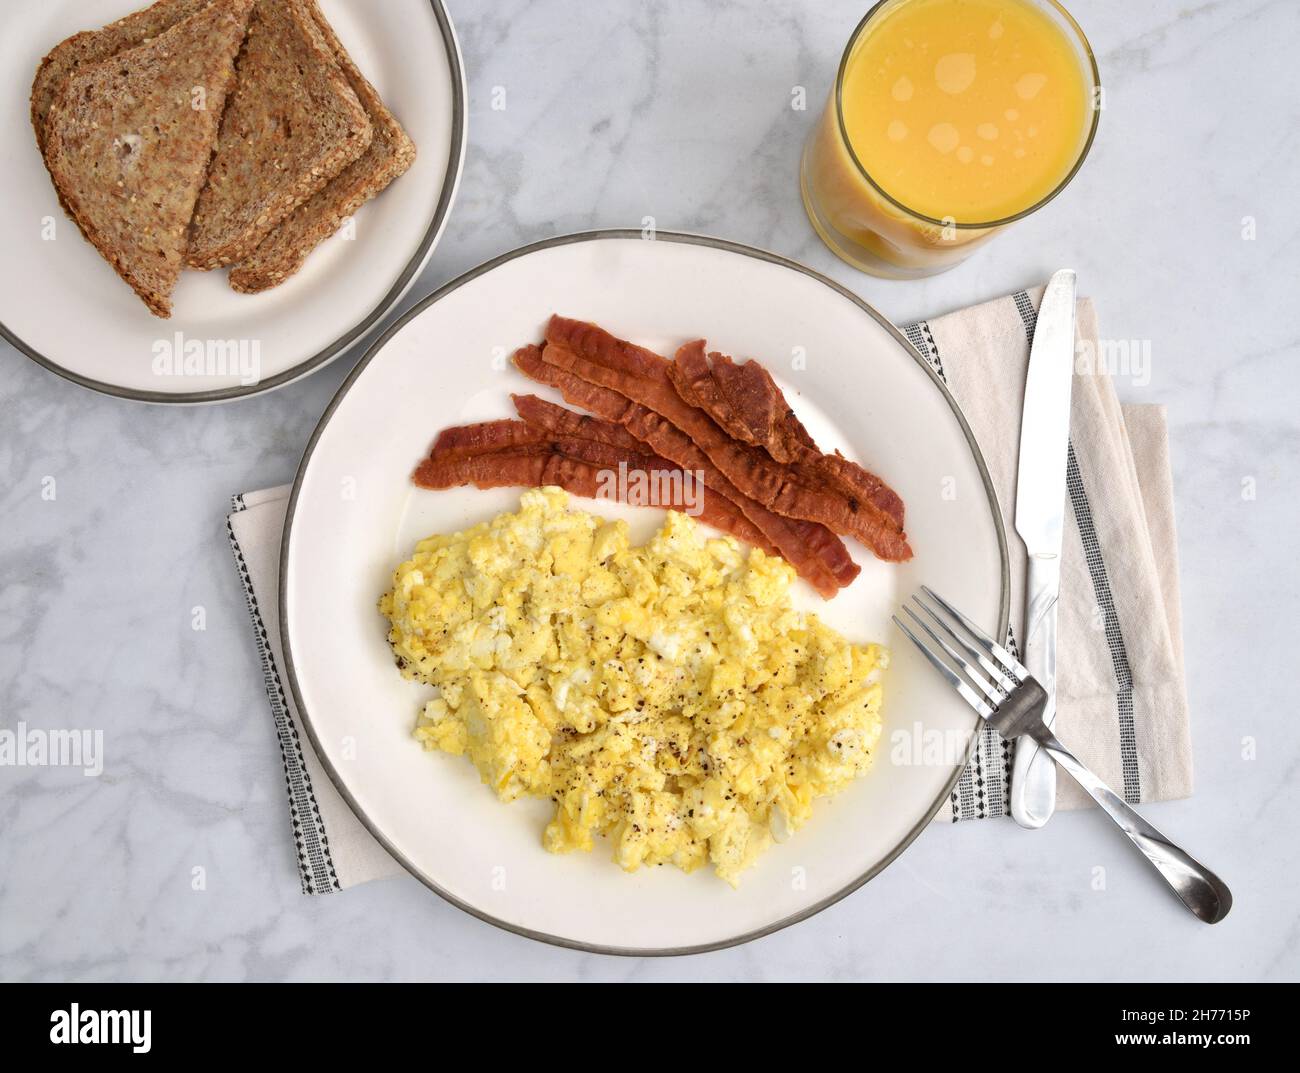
[0,0,466,402]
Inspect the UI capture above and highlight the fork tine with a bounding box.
[892,615,995,719]
[920,585,1028,679]
[902,606,1003,705]
[912,595,1018,692]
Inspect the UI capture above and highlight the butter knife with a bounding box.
[1009,269,1076,829]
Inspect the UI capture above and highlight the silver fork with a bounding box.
[894,586,1232,925]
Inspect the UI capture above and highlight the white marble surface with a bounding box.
[2,0,1298,982]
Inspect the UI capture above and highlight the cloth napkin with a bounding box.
[906,288,1191,822]
[227,285,1193,893]
[227,488,405,894]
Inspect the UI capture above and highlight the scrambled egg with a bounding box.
[379,488,886,885]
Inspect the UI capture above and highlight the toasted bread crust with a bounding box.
[186,0,373,270]
[228,0,416,293]
[42,0,253,317]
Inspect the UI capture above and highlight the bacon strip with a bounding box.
[416,448,599,499]
[509,394,778,553]
[510,394,647,455]
[543,317,911,562]
[513,344,857,597]
[700,349,906,529]
[430,410,653,473]
[699,349,814,464]
[430,418,547,457]
[415,416,775,557]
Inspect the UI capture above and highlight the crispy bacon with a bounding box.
[812,451,906,531]
[542,317,910,562]
[677,344,907,531]
[704,350,815,463]
[513,344,857,596]
[415,416,776,557]
[509,394,778,555]
[415,448,609,501]
[510,393,647,454]
[410,318,916,598]
[430,418,547,457]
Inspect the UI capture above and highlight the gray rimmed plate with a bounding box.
[0,0,465,403]
[279,230,1009,954]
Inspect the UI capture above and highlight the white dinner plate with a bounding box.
[280,231,1009,954]
[0,0,465,402]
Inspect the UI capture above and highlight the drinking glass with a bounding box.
[800,0,1101,278]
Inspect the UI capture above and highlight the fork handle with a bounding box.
[1031,727,1233,924]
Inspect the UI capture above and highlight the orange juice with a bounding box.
[801,0,1098,277]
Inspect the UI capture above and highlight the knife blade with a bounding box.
[1009,269,1077,829]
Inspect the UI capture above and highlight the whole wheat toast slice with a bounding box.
[229,0,417,293]
[32,0,216,240]
[42,0,254,318]
[31,0,212,153]
[187,0,373,270]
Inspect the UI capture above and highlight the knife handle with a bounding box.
[1010,554,1059,827]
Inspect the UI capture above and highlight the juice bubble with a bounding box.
[935,53,976,94]
[928,122,960,153]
